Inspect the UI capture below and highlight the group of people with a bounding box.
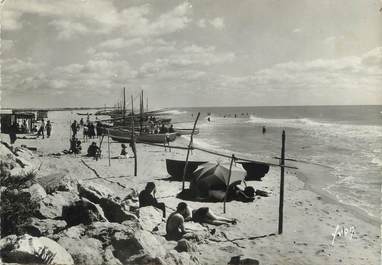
[71,119,103,141]
[148,122,175,135]
[36,119,52,139]
[138,182,237,241]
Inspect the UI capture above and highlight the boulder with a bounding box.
[182,222,210,242]
[164,250,199,265]
[58,237,104,265]
[21,183,47,202]
[100,198,138,223]
[127,253,164,265]
[85,221,139,247]
[37,191,80,219]
[228,256,260,265]
[50,225,86,241]
[112,230,166,264]
[37,173,78,194]
[78,181,115,202]
[78,181,137,223]
[22,217,67,237]
[103,246,123,265]
[175,239,197,253]
[0,234,74,265]
[62,198,108,226]
[139,206,163,232]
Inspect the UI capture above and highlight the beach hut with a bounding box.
[0,110,36,134]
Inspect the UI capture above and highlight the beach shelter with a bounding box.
[190,163,246,197]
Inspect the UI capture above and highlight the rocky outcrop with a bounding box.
[21,183,47,202]
[37,172,78,194]
[139,206,163,232]
[0,234,74,265]
[62,198,108,226]
[78,181,138,223]
[175,239,197,253]
[22,217,67,237]
[37,191,80,219]
[58,237,104,265]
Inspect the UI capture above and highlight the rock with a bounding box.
[228,256,259,265]
[139,206,163,232]
[37,173,78,194]
[99,197,138,223]
[0,234,74,265]
[58,237,104,265]
[85,221,139,247]
[175,239,197,253]
[127,253,164,265]
[51,225,86,241]
[78,181,137,223]
[62,198,108,226]
[78,181,115,202]
[37,191,80,219]
[112,230,166,264]
[21,183,47,202]
[103,246,123,265]
[22,217,67,237]
[164,250,199,265]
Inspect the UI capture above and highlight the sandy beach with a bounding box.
[1,111,380,265]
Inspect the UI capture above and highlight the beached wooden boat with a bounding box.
[109,128,177,143]
[238,161,269,181]
[174,128,200,136]
[166,159,208,180]
[77,113,92,116]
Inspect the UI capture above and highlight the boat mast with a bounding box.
[123,87,126,122]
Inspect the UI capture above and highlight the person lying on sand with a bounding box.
[139,182,166,218]
[166,202,237,240]
[182,203,237,225]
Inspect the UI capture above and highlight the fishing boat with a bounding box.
[77,112,92,116]
[238,161,269,181]
[166,159,208,180]
[108,128,177,143]
[174,128,199,136]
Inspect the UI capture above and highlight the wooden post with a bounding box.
[107,129,111,167]
[223,154,235,213]
[278,130,286,234]
[131,96,137,176]
[182,112,200,191]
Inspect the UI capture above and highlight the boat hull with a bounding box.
[109,128,177,143]
[174,128,199,136]
[166,159,208,180]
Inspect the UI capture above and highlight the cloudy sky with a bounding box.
[1,0,381,108]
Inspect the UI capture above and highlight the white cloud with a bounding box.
[292,28,302,33]
[3,1,193,39]
[98,38,144,49]
[197,19,206,28]
[49,19,89,40]
[209,17,225,30]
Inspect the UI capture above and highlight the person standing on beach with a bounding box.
[9,121,18,144]
[46,120,52,138]
[37,119,45,139]
[71,120,78,137]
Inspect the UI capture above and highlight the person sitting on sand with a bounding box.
[69,137,82,154]
[168,124,175,133]
[87,142,100,159]
[166,202,189,240]
[139,182,166,218]
[120,143,128,158]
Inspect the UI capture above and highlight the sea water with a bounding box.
[166,105,382,224]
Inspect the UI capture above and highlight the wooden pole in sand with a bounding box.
[107,129,111,166]
[131,95,137,176]
[224,154,235,214]
[182,112,200,192]
[278,130,286,234]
